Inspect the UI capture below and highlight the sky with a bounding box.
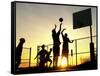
[16,2,97,66]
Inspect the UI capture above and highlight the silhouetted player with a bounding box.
[52,23,62,67]
[45,48,52,67]
[61,29,73,65]
[34,44,48,67]
[16,38,25,69]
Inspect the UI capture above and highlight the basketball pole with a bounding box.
[89,24,95,62]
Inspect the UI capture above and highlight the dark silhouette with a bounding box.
[71,49,73,56]
[61,29,74,65]
[52,23,62,67]
[45,48,52,67]
[59,18,63,22]
[16,38,25,69]
[71,49,73,65]
[34,44,48,68]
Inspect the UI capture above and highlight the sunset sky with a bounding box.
[16,2,97,67]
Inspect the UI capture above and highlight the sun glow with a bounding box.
[58,56,67,68]
[61,57,67,67]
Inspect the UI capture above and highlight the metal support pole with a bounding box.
[90,25,95,62]
[29,47,31,68]
[75,40,77,66]
[90,25,93,42]
[37,46,39,66]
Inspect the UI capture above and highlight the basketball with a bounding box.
[59,18,63,22]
